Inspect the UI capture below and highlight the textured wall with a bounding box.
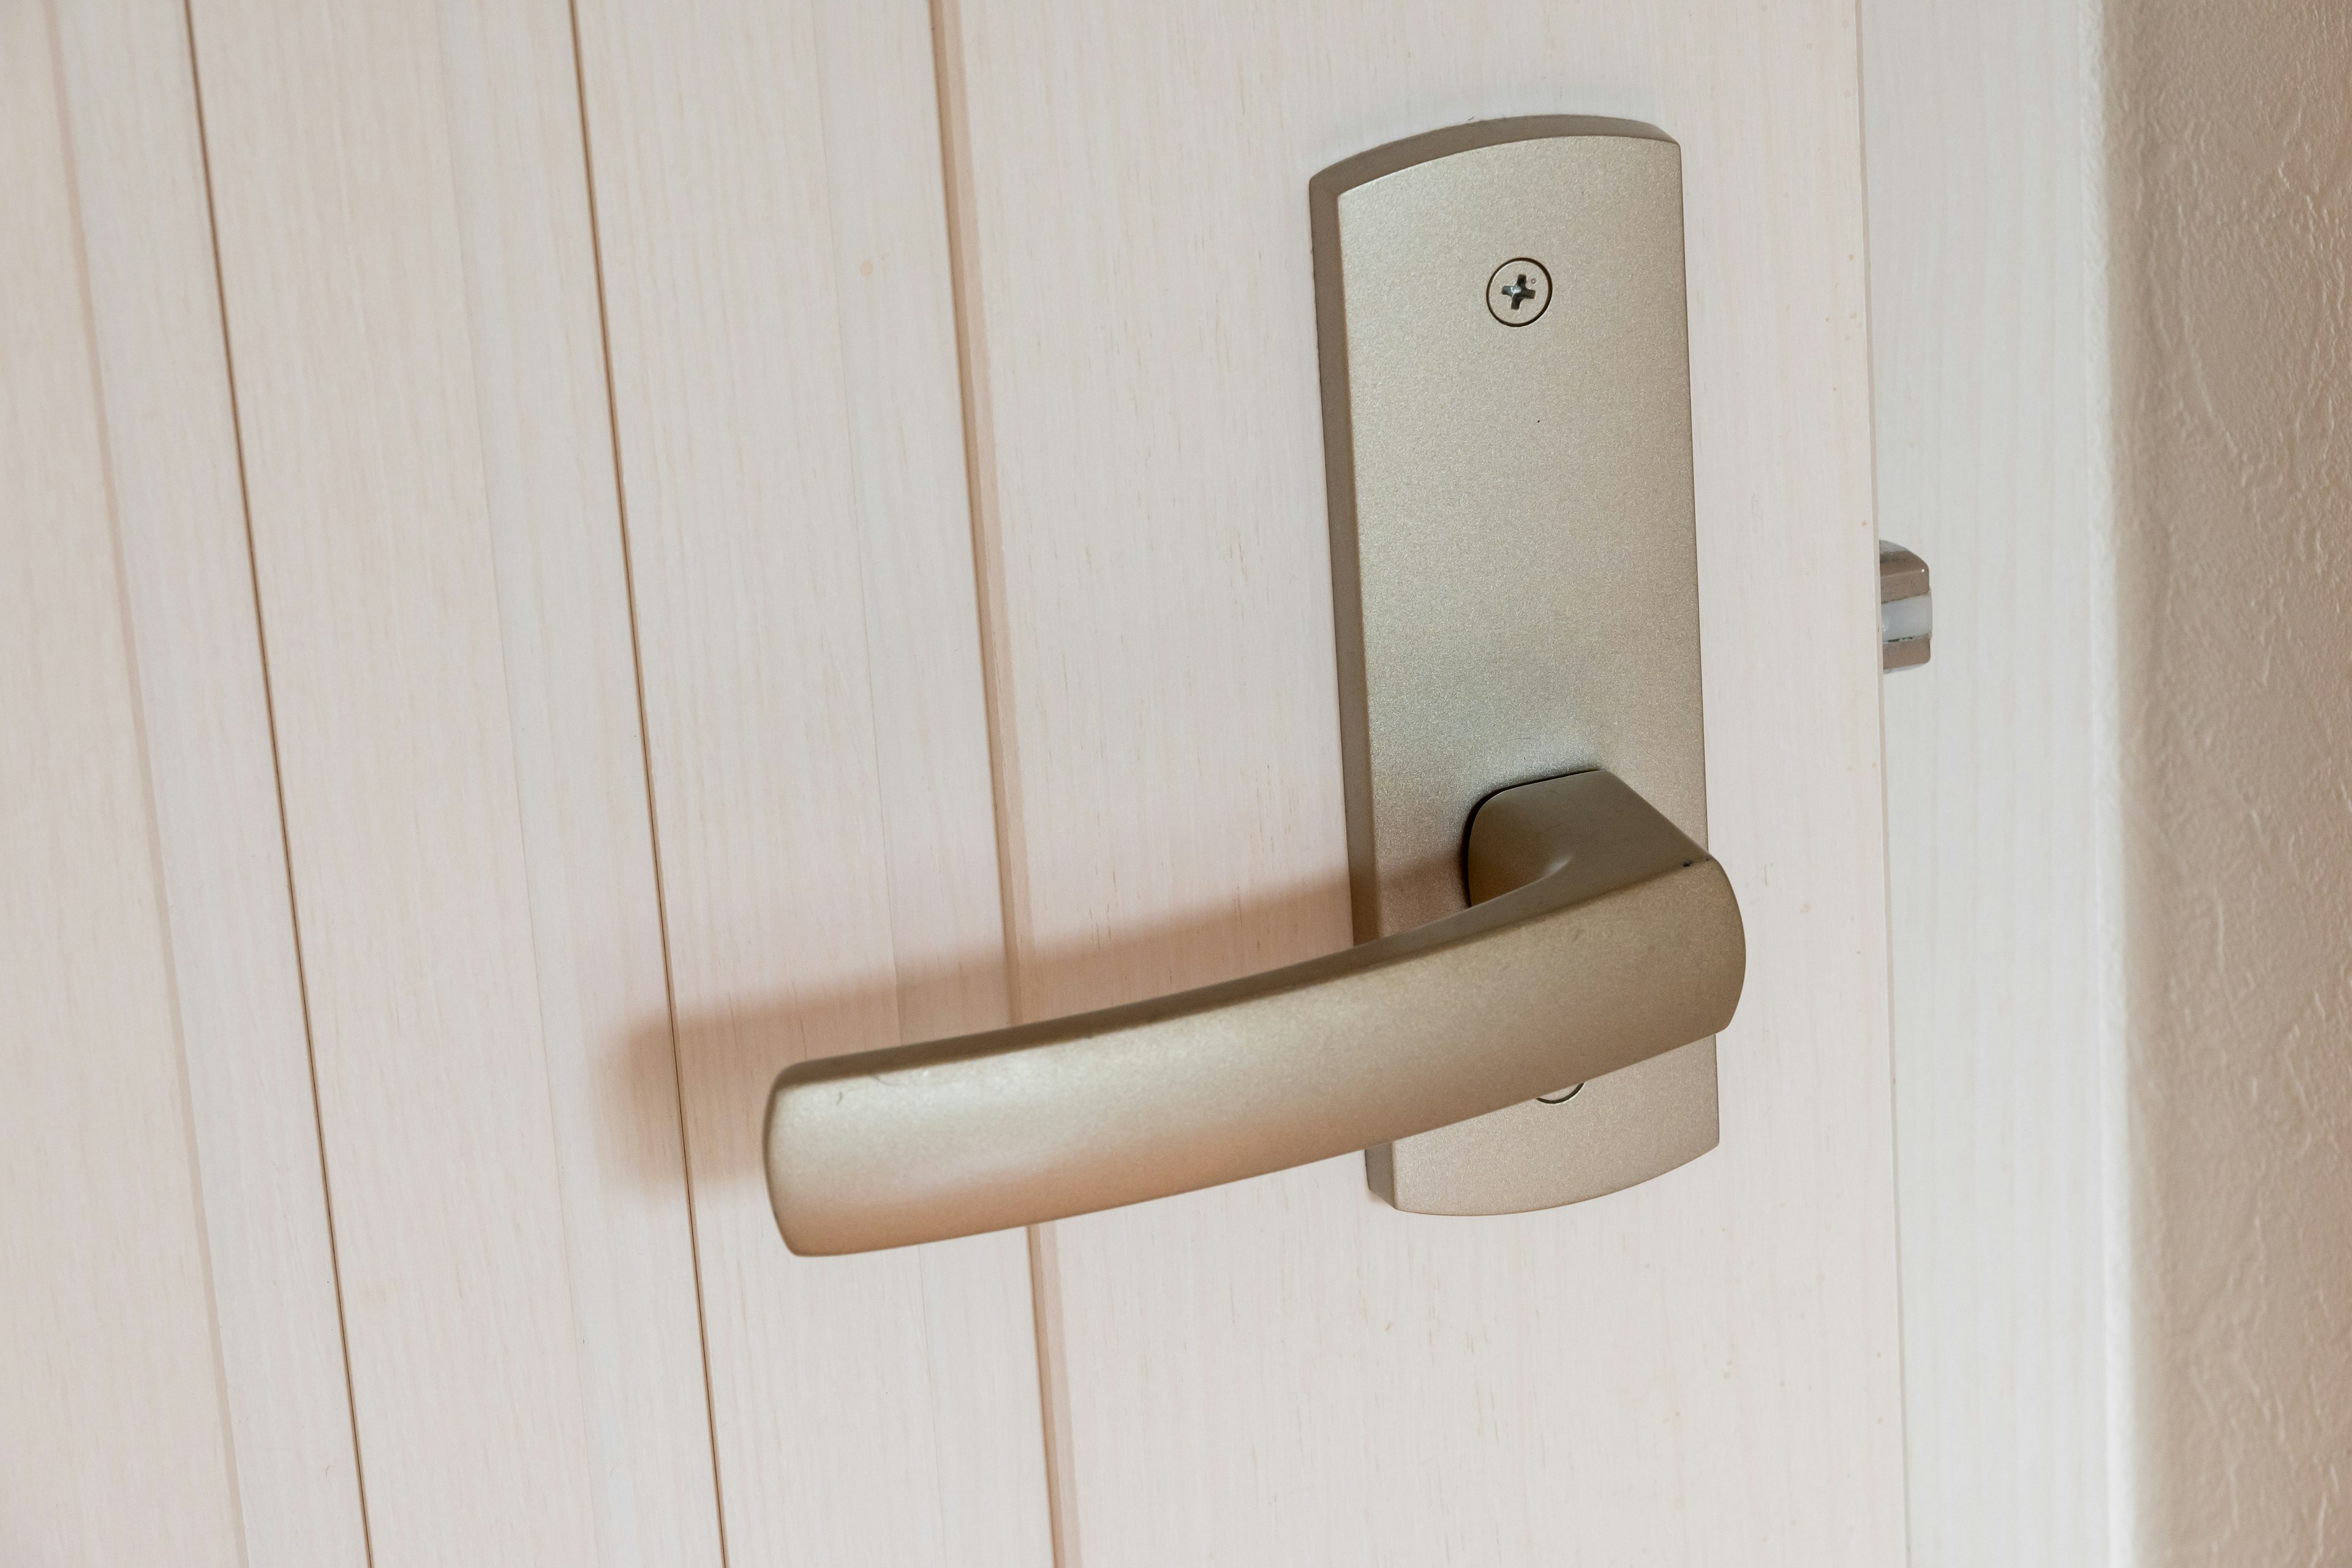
[1869,0,2352,1559]
[2108,0,2352,1561]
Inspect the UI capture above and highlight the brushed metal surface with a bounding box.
[765,772,1741,1255]
[1311,117,1721,1213]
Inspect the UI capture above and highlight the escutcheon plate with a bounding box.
[1310,117,1719,1216]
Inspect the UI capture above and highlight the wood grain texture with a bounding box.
[431,4,724,1559]
[0,4,244,1560]
[937,2,1905,1561]
[571,0,1052,1560]
[186,0,717,1559]
[1858,2,2114,1564]
[47,2,370,1561]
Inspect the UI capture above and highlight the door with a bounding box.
[6,1,1900,1564]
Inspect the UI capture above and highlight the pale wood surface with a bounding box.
[186,0,716,1558]
[0,4,244,1559]
[571,0,1051,1561]
[938,2,1905,1562]
[48,3,369,1561]
[13,2,1910,1558]
[1860,2,2113,1563]
[431,4,723,1559]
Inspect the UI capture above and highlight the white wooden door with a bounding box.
[5,1,1899,1564]
[943,3,1902,1559]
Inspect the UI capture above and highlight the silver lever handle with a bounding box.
[765,769,1744,1254]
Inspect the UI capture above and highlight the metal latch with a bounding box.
[1880,541,1931,669]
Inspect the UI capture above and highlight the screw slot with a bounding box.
[1486,257,1552,326]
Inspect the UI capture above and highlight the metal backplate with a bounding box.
[1311,117,1718,1216]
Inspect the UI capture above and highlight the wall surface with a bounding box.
[1869,0,2352,1564]
[2108,2,2352,1562]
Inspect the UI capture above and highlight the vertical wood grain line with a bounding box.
[1023,1223,1080,1568]
[43,4,249,1552]
[1846,40,1915,1568]
[561,3,732,1560]
[175,4,374,1558]
[925,0,1027,1023]
[926,1,1072,1562]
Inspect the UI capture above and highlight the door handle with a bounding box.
[766,769,1742,1255]
[770,117,1733,1254]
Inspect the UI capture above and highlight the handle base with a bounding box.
[1370,1039,1717,1215]
[1313,119,1716,1216]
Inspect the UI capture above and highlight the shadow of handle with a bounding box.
[765,770,1744,1255]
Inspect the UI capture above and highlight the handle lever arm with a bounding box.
[766,769,1743,1255]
